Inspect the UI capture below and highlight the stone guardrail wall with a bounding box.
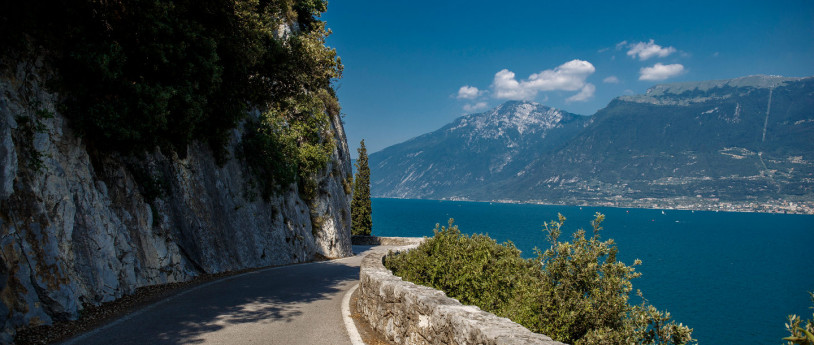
[351,235,426,246]
[356,246,566,345]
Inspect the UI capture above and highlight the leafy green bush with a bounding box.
[2,0,341,198]
[14,104,54,172]
[385,214,696,345]
[785,292,814,345]
[385,219,540,314]
[241,91,336,200]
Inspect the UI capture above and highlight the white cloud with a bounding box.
[491,59,596,101]
[626,39,676,61]
[463,102,488,112]
[639,63,685,81]
[492,70,536,100]
[566,83,596,102]
[603,76,620,84]
[526,60,595,90]
[457,85,480,100]
[615,40,628,50]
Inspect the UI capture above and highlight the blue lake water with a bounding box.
[371,198,814,345]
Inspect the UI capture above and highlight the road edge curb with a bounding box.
[342,283,365,345]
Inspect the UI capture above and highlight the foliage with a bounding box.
[128,164,169,203]
[2,0,342,198]
[785,292,814,345]
[343,172,353,196]
[384,219,540,315]
[531,214,694,344]
[386,214,696,345]
[241,91,336,200]
[351,139,372,235]
[14,105,54,172]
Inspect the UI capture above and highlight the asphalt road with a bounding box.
[62,245,388,345]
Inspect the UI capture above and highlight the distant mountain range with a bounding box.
[369,75,814,213]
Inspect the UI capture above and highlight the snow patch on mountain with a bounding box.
[449,101,565,140]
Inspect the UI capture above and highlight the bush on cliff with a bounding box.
[385,214,696,345]
[1,0,341,199]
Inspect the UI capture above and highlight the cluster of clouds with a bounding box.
[617,39,685,81]
[492,59,596,101]
[456,59,598,111]
[639,63,685,81]
[456,86,489,111]
[455,39,686,112]
[456,86,481,100]
[621,39,676,61]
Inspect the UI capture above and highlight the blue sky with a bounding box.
[322,0,814,156]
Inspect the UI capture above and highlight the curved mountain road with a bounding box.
[61,245,391,345]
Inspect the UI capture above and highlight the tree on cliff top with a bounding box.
[352,140,372,235]
[1,0,343,200]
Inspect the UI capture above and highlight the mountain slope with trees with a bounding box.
[370,101,589,199]
[370,76,814,213]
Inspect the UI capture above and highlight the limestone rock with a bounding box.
[0,60,353,341]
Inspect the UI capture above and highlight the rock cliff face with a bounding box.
[0,60,353,341]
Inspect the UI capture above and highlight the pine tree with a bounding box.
[351,139,372,236]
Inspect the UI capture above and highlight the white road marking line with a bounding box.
[342,283,365,345]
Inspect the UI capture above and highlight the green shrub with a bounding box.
[386,219,540,314]
[2,0,342,199]
[385,214,696,345]
[240,93,336,201]
[784,292,814,345]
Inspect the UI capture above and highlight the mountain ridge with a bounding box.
[369,75,814,213]
[371,101,589,199]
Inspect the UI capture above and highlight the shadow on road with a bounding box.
[79,260,360,345]
[352,245,379,256]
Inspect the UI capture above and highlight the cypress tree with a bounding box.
[351,139,372,235]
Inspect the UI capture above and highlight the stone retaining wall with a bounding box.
[356,248,566,345]
[351,235,425,246]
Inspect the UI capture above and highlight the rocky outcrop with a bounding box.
[357,249,565,345]
[0,59,353,341]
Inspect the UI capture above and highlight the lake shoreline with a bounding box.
[370,198,814,345]
[373,196,814,215]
